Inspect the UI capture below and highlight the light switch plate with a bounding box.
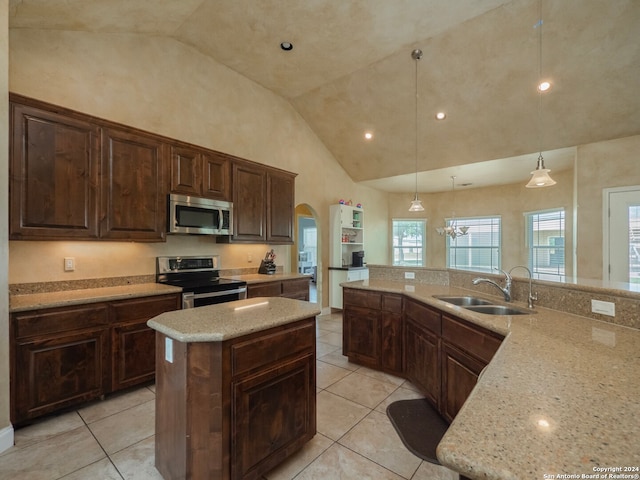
[591,299,615,317]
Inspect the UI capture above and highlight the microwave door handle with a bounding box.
[218,209,223,230]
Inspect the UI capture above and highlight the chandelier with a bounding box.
[436,176,469,238]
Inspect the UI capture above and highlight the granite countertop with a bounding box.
[147,296,321,342]
[228,272,312,284]
[342,279,640,479]
[9,283,182,312]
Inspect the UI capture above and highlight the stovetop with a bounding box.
[156,255,246,292]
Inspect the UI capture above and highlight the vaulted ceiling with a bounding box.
[9,0,640,192]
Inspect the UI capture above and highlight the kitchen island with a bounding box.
[340,279,640,480]
[147,296,321,480]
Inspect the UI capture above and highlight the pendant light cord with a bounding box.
[414,50,420,195]
[537,0,544,164]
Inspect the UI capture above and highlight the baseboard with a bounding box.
[0,425,14,454]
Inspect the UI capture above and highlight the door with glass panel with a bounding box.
[605,187,640,285]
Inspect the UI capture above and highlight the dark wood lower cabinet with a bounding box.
[342,288,505,425]
[404,317,440,408]
[10,293,180,425]
[247,277,310,301]
[14,326,110,422]
[441,343,486,423]
[342,288,403,375]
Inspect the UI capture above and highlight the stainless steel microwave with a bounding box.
[168,193,233,235]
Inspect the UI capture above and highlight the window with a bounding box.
[392,219,426,266]
[525,209,565,281]
[447,217,501,273]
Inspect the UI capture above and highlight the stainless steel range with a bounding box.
[156,255,247,309]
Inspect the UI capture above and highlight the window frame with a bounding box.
[524,208,566,281]
[391,218,427,267]
[446,216,502,273]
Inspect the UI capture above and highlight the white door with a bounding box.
[604,186,640,284]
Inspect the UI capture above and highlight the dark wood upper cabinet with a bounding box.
[221,160,296,244]
[230,161,267,242]
[9,94,296,243]
[267,170,295,244]
[169,144,231,200]
[100,127,167,241]
[9,101,100,239]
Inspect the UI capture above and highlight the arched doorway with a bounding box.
[293,204,320,305]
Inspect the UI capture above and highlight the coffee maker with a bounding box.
[351,251,365,267]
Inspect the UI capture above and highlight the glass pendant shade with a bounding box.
[409,194,425,212]
[526,155,556,188]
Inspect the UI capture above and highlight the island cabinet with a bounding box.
[341,287,505,422]
[403,298,442,408]
[169,143,231,200]
[151,301,318,480]
[342,288,403,375]
[440,314,503,423]
[10,293,181,425]
[247,277,310,301]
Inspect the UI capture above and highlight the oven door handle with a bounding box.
[183,287,248,309]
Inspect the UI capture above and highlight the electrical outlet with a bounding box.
[165,337,173,363]
[591,299,615,317]
[404,272,415,279]
[248,253,253,263]
[64,257,75,272]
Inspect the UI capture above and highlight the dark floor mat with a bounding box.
[386,399,449,464]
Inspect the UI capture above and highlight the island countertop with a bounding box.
[147,296,321,343]
[341,279,640,480]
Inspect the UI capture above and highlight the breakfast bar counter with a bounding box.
[341,279,640,480]
[147,297,321,480]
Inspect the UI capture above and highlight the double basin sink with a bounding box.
[433,295,534,315]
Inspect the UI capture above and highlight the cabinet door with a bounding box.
[110,294,180,391]
[170,145,201,196]
[282,278,310,300]
[404,317,440,408]
[381,311,403,375]
[232,354,315,479]
[441,343,485,423]
[101,127,167,241]
[10,102,100,239]
[343,305,380,368]
[266,170,295,244]
[231,162,266,242]
[13,328,109,423]
[202,152,231,200]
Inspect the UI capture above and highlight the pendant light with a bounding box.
[436,176,469,238]
[526,0,556,188]
[408,48,425,211]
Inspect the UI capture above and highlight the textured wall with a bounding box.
[1,0,12,451]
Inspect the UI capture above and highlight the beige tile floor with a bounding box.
[0,312,459,480]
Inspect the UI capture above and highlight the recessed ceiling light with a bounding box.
[537,80,551,92]
[435,112,446,120]
[364,132,373,140]
[280,42,293,51]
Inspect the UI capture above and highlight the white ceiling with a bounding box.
[9,0,640,192]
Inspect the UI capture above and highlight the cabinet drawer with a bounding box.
[442,315,503,363]
[231,319,315,377]
[14,304,109,339]
[248,282,282,298]
[382,294,402,313]
[343,288,381,309]
[403,299,441,335]
[110,294,180,322]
